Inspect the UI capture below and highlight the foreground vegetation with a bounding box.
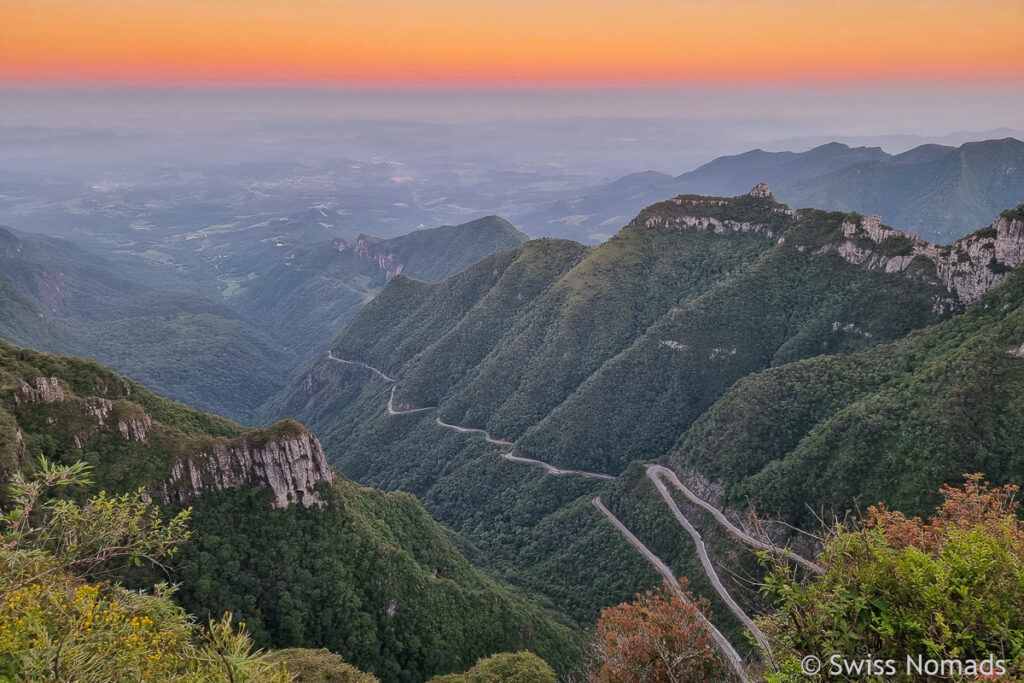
[0,458,292,681]
[760,474,1024,681]
[0,341,581,681]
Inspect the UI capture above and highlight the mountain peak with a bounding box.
[749,182,774,199]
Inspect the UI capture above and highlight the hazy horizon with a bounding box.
[3,85,1023,179]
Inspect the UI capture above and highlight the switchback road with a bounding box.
[592,496,750,683]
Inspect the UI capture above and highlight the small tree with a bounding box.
[590,578,720,683]
[428,651,557,682]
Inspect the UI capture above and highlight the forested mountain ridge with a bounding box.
[264,189,1024,637]
[670,205,1024,524]
[276,187,1023,474]
[0,224,290,422]
[524,137,1024,244]
[232,215,528,365]
[0,340,580,682]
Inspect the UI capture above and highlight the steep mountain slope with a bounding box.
[231,215,528,366]
[672,205,1024,524]
[525,138,1024,244]
[266,189,1024,631]
[0,225,288,422]
[0,340,580,681]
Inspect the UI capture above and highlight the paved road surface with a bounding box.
[326,351,396,382]
[593,496,750,683]
[646,468,771,654]
[502,451,614,479]
[648,465,821,575]
[386,385,436,416]
[435,418,515,446]
[324,351,810,677]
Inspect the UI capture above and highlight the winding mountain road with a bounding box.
[593,496,750,683]
[645,469,771,654]
[387,385,436,415]
[323,351,828,678]
[501,451,615,479]
[326,351,397,382]
[435,418,515,446]
[648,465,821,575]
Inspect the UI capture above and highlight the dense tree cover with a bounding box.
[590,579,720,683]
[426,651,557,682]
[269,193,976,637]
[75,313,291,422]
[515,211,946,473]
[1,215,528,424]
[274,376,655,626]
[440,225,770,440]
[0,341,583,682]
[279,198,951,478]
[170,480,581,682]
[0,458,291,682]
[759,475,1024,681]
[674,260,1024,525]
[0,224,292,423]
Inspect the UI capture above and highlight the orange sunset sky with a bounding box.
[1,0,1023,85]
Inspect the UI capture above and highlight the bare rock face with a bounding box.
[156,425,334,508]
[645,211,777,238]
[638,187,789,238]
[1010,341,1024,358]
[14,377,65,404]
[354,235,404,281]
[819,211,1024,308]
[72,398,152,448]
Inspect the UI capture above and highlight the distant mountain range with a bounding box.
[0,215,526,422]
[522,137,1024,244]
[231,215,527,365]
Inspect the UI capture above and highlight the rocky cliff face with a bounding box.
[335,235,404,281]
[1,364,331,510]
[156,424,334,508]
[819,209,1024,308]
[636,184,792,240]
[74,397,152,448]
[14,377,65,404]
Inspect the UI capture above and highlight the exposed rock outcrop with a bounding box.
[1010,341,1024,358]
[819,210,1024,307]
[332,235,405,281]
[638,185,789,238]
[72,398,152,448]
[156,423,334,508]
[14,377,64,404]
[644,211,777,238]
